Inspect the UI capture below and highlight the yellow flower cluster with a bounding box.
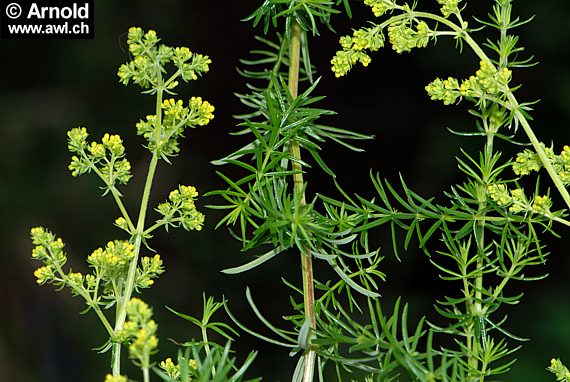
[363,0,395,17]
[331,28,384,77]
[163,98,186,119]
[67,272,84,287]
[67,127,132,185]
[88,141,105,158]
[512,143,570,186]
[548,358,570,382]
[103,374,128,382]
[114,217,129,232]
[157,185,205,232]
[487,184,551,215]
[508,189,527,214]
[137,96,214,157]
[427,61,512,105]
[67,127,89,152]
[33,266,55,285]
[126,27,158,57]
[560,145,570,185]
[425,77,460,105]
[387,21,431,54]
[117,26,211,90]
[174,46,192,60]
[486,184,511,207]
[170,185,199,205]
[437,0,461,17]
[189,96,215,126]
[460,61,511,96]
[87,241,135,281]
[562,145,570,164]
[102,134,125,157]
[136,254,164,289]
[532,195,552,214]
[160,357,198,381]
[31,227,67,285]
[120,298,159,368]
[512,148,542,176]
[128,324,158,357]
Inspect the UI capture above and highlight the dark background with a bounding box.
[1,1,569,381]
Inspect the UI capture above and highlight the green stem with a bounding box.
[83,156,135,231]
[507,93,570,211]
[111,86,164,376]
[407,11,570,211]
[377,8,570,221]
[109,186,136,231]
[143,219,175,236]
[202,326,210,356]
[50,260,115,337]
[143,366,150,382]
[471,137,495,376]
[201,325,217,377]
[288,21,316,382]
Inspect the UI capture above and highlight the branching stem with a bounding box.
[408,11,570,211]
[288,20,316,382]
[111,85,164,376]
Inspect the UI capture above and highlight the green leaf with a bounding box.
[222,246,287,274]
[327,258,379,298]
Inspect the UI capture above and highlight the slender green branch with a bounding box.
[143,217,183,236]
[112,153,160,376]
[409,11,570,212]
[143,367,150,382]
[32,26,216,381]
[164,69,182,88]
[49,258,115,337]
[411,11,489,60]
[287,20,316,382]
[470,135,495,375]
[108,186,135,231]
[507,94,570,211]
[111,83,164,376]
[82,155,135,231]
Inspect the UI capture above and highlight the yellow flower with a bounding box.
[34,266,54,284]
[104,374,127,382]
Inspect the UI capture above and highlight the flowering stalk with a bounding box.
[110,89,163,376]
[322,0,570,380]
[31,26,213,380]
[332,1,570,212]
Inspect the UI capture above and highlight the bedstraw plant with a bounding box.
[210,0,570,381]
[30,1,570,381]
[30,27,258,382]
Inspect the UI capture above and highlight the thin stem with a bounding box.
[288,20,316,382]
[472,140,495,375]
[507,93,570,211]
[49,258,115,337]
[143,366,150,382]
[201,325,218,377]
[202,326,211,356]
[379,8,570,221]
[109,186,136,231]
[82,156,135,231]
[111,86,164,376]
[143,217,182,236]
[408,11,570,212]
